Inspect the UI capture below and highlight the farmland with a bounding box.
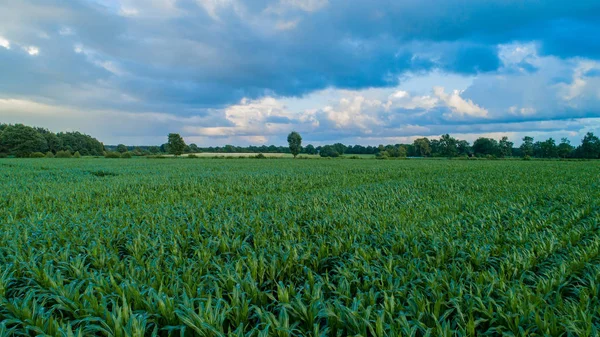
[1,158,600,336]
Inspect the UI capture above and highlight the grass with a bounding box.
[1,158,599,336]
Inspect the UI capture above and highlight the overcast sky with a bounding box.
[1,0,600,146]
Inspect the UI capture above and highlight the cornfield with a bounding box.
[1,158,599,336]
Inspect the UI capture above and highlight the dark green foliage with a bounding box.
[116,144,128,153]
[0,124,48,157]
[30,152,46,158]
[121,152,132,159]
[472,137,499,157]
[319,145,339,157]
[104,151,121,159]
[45,151,54,158]
[73,151,81,158]
[520,136,534,156]
[287,131,302,158]
[167,133,186,156]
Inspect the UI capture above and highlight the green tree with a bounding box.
[540,138,558,158]
[457,140,471,156]
[520,136,534,157]
[413,138,431,157]
[439,134,458,157]
[472,138,499,157]
[557,138,574,158]
[304,144,316,155]
[116,144,128,153]
[287,131,302,158]
[319,145,339,157]
[498,136,513,158]
[167,133,186,156]
[579,132,600,158]
[0,124,48,157]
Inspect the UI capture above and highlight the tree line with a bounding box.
[0,124,104,157]
[2,123,600,159]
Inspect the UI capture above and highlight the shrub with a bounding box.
[30,152,46,158]
[187,154,198,158]
[121,152,132,159]
[104,152,121,159]
[376,151,389,160]
[73,151,81,158]
[523,155,531,161]
[55,150,72,158]
[255,153,267,159]
[45,151,54,158]
[0,153,7,158]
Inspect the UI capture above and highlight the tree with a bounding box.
[579,132,600,159]
[520,136,534,157]
[189,143,200,153]
[167,133,186,156]
[287,131,302,158]
[557,138,574,158]
[439,134,458,157]
[0,124,48,157]
[332,143,347,156]
[457,140,471,156]
[319,145,339,157]
[413,138,431,157]
[472,138,499,157]
[304,144,316,155]
[116,144,128,153]
[498,136,513,158]
[539,138,558,158]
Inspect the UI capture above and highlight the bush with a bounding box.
[523,155,531,161]
[45,151,54,158]
[55,150,72,158]
[187,154,198,158]
[376,151,390,160]
[121,152,132,159]
[104,152,121,159]
[254,153,267,159]
[73,151,81,158]
[30,152,46,158]
[0,153,7,158]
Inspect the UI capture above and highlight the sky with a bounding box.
[1,0,600,146]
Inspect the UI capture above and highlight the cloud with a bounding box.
[0,36,10,50]
[433,87,488,118]
[1,1,600,146]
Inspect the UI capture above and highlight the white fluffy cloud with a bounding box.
[433,86,488,118]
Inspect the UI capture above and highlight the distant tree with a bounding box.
[520,136,534,157]
[539,138,558,158]
[557,138,574,158]
[457,140,471,156]
[439,134,458,157]
[189,143,200,153]
[498,136,514,158]
[413,138,431,157]
[0,124,48,157]
[116,144,128,153]
[579,132,600,159]
[472,138,499,157]
[319,145,339,157]
[304,144,316,155]
[332,143,347,156]
[167,133,186,156]
[148,146,161,154]
[287,131,302,158]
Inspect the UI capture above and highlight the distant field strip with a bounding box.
[0,159,599,336]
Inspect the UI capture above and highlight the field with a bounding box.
[1,158,600,336]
